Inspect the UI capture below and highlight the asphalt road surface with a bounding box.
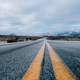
[48,40,80,80]
[0,39,80,80]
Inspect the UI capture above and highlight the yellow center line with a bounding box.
[47,43,76,80]
[22,43,45,80]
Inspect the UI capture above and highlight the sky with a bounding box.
[0,0,80,35]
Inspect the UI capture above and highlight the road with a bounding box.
[0,39,80,80]
[48,40,80,80]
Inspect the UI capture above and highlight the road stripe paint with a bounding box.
[47,43,76,80]
[22,43,45,80]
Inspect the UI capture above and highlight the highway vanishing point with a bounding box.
[0,39,80,80]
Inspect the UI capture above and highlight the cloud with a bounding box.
[0,0,80,35]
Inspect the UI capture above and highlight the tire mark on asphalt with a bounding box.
[0,40,43,55]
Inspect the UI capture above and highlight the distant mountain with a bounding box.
[56,31,80,36]
[31,31,80,36]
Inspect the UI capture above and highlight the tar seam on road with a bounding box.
[40,45,55,80]
[47,42,77,80]
[22,43,45,80]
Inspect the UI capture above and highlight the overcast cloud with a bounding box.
[0,0,80,35]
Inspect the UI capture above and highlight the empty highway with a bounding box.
[0,39,80,80]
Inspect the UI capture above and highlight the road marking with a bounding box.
[22,43,45,80]
[47,43,76,80]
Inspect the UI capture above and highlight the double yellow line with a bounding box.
[22,42,77,80]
